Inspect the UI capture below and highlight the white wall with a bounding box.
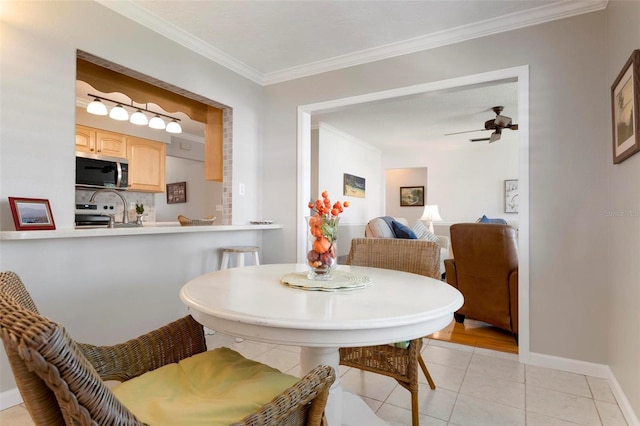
[0,0,264,395]
[384,136,519,225]
[155,156,222,222]
[316,123,382,225]
[314,123,382,257]
[606,0,640,417]
[385,168,428,223]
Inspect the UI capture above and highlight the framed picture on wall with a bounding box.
[612,49,640,164]
[504,180,519,213]
[343,173,365,198]
[166,182,187,204]
[400,186,424,207]
[8,197,56,230]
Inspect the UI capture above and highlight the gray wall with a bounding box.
[606,0,640,416]
[263,10,609,363]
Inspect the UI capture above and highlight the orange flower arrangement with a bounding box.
[306,191,350,272]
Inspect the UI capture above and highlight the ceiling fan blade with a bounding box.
[470,137,490,142]
[445,129,486,136]
[508,123,519,131]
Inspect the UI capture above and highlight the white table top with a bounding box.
[180,263,464,348]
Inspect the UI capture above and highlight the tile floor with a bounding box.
[0,334,628,426]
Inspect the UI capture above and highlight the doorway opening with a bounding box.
[297,66,529,361]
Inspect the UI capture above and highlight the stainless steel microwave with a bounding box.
[76,153,128,190]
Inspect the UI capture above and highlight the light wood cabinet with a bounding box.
[126,136,166,193]
[75,125,126,158]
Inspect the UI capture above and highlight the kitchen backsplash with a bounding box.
[75,189,156,223]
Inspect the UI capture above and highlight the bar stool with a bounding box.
[220,246,260,269]
[216,246,260,341]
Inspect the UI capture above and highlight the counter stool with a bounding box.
[215,246,260,341]
[220,246,260,269]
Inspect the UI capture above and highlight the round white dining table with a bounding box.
[180,263,463,426]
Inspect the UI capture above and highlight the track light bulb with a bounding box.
[165,120,182,134]
[148,115,166,129]
[109,104,129,121]
[87,98,108,115]
[130,110,148,125]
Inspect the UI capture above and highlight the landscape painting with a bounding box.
[343,173,365,198]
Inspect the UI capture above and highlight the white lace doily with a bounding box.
[281,270,372,292]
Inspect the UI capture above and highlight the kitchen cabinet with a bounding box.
[75,125,126,158]
[126,136,166,193]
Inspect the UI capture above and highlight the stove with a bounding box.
[75,203,116,227]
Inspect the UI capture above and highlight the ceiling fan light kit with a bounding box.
[445,105,518,143]
[85,93,181,134]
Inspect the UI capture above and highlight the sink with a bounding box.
[113,222,142,228]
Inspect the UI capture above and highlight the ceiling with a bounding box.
[85,0,605,150]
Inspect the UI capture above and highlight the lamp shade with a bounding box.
[87,99,108,115]
[420,205,443,222]
[130,110,148,125]
[109,104,129,121]
[420,205,442,233]
[149,115,166,129]
[165,120,182,134]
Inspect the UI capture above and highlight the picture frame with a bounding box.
[504,179,519,213]
[166,181,187,204]
[400,186,425,207]
[8,197,56,231]
[343,173,365,198]
[612,49,640,164]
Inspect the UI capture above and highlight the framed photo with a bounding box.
[504,179,519,213]
[343,173,365,198]
[400,186,424,207]
[612,49,640,164]
[8,197,56,231]
[166,182,187,204]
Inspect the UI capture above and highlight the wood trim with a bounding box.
[77,59,210,123]
[205,107,223,182]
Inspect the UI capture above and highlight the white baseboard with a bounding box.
[0,388,23,411]
[528,351,639,426]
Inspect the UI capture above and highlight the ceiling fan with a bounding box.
[445,106,518,143]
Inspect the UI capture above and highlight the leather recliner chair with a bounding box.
[444,223,518,341]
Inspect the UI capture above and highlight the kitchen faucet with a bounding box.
[89,189,129,225]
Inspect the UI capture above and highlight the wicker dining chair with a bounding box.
[0,271,334,426]
[340,238,440,426]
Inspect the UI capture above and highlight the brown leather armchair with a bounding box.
[444,223,518,341]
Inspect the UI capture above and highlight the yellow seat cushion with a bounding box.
[112,347,299,426]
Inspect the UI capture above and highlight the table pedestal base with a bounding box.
[300,347,387,426]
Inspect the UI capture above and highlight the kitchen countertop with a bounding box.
[0,222,282,240]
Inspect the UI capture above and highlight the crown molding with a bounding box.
[96,0,264,85]
[96,0,607,87]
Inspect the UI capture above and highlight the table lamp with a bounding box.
[420,205,443,234]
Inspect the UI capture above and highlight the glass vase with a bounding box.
[306,215,339,280]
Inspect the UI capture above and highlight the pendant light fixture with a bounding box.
[165,120,182,134]
[130,109,148,125]
[85,94,182,134]
[86,98,108,115]
[148,115,166,130]
[109,104,129,121]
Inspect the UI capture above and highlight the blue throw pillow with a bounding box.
[391,220,417,239]
[478,215,508,224]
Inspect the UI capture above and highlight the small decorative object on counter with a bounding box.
[177,215,216,226]
[306,191,349,280]
[135,203,144,225]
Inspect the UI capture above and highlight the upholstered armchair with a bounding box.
[444,223,518,341]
